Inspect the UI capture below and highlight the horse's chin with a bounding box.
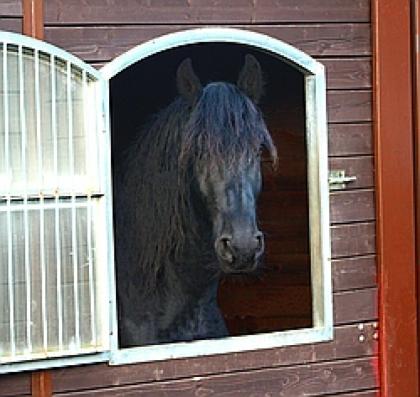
[218,258,261,276]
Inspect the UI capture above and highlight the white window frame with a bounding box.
[101,27,333,365]
[0,27,332,373]
[0,32,112,374]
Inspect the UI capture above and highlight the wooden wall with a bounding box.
[0,0,22,33]
[0,1,378,396]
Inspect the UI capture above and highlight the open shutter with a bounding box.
[0,32,111,370]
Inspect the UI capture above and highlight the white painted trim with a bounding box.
[0,31,101,79]
[100,27,324,79]
[110,327,333,365]
[0,352,109,374]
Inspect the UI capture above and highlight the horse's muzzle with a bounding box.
[215,231,264,273]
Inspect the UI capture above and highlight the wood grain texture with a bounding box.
[43,23,371,62]
[0,372,31,397]
[0,17,22,33]
[44,0,370,24]
[324,58,372,90]
[330,190,375,224]
[53,357,377,397]
[51,323,378,393]
[331,222,376,258]
[332,255,377,292]
[327,91,372,123]
[23,0,44,39]
[31,371,52,397]
[0,0,22,17]
[373,1,419,396]
[334,288,377,325]
[328,123,373,157]
[329,156,374,188]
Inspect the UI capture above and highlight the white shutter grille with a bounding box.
[0,40,106,364]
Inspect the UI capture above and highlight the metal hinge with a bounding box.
[328,170,357,190]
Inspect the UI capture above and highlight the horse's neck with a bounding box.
[164,243,219,297]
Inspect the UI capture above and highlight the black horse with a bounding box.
[115,55,277,347]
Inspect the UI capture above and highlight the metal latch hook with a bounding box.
[328,170,357,190]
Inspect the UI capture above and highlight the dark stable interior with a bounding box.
[110,42,312,338]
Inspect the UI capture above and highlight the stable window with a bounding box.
[0,28,331,373]
[104,28,332,364]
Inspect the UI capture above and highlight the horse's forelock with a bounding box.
[180,82,273,170]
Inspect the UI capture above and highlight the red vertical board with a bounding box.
[372,0,419,396]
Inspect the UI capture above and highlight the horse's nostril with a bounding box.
[215,235,235,263]
[221,237,231,251]
[255,232,264,254]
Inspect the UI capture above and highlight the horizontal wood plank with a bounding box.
[334,288,377,325]
[44,0,370,25]
[330,189,375,224]
[51,323,378,393]
[328,123,373,157]
[331,222,376,258]
[333,255,377,292]
[329,156,374,188]
[0,17,22,33]
[327,90,372,123]
[324,58,372,90]
[0,0,21,17]
[54,357,378,397]
[0,372,31,397]
[44,23,371,62]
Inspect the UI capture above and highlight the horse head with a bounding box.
[177,55,277,275]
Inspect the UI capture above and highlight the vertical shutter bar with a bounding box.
[83,71,96,346]
[35,49,48,352]
[3,43,9,186]
[55,203,62,350]
[87,198,95,345]
[51,55,63,351]
[18,45,32,353]
[6,199,15,357]
[67,61,80,349]
[3,43,15,357]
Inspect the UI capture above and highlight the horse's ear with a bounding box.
[177,58,202,104]
[237,54,264,104]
